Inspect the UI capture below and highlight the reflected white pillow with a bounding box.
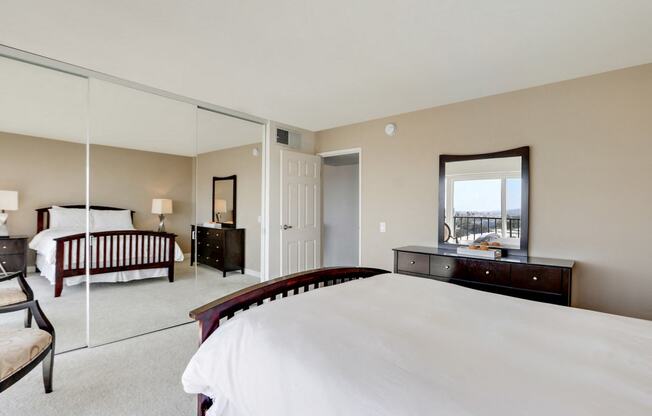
[91,209,134,231]
[49,206,86,229]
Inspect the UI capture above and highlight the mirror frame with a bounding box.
[438,146,530,257]
[212,175,237,228]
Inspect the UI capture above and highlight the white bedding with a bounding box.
[183,273,652,416]
[30,228,184,286]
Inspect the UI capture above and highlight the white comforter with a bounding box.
[183,273,652,416]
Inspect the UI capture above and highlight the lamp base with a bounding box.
[0,213,8,237]
[157,214,166,233]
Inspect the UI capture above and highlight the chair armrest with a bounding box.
[0,271,22,282]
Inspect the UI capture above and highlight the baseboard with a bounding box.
[245,269,261,279]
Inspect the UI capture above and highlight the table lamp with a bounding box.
[0,190,18,237]
[214,199,227,222]
[152,198,173,232]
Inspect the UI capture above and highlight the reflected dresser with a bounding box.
[393,246,573,306]
[191,225,245,277]
[0,236,28,276]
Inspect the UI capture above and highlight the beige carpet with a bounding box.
[0,323,198,416]
[0,260,259,352]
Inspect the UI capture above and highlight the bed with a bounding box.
[183,267,652,416]
[30,205,184,297]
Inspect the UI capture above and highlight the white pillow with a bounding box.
[48,206,87,230]
[91,209,134,231]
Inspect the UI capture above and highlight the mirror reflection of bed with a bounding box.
[0,54,264,354]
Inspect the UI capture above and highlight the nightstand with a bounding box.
[0,236,28,276]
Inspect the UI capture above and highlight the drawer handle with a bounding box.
[1,246,6,249]
[444,265,450,270]
[485,270,490,275]
[410,261,416,264]
[1,261,6,264]
[532,276,538,281]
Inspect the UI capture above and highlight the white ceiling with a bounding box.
[1,1,651,131]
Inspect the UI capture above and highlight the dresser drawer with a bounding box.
[0,239,25,255]
[396,252,429,275]
[458,259,511,285]
[0,254,26,272]
[511,264,562,293]
[429,255,459,278]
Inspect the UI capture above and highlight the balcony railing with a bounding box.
[453,216,520,241]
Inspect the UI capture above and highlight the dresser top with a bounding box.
[0,235,28,240]
[393,245,574,269]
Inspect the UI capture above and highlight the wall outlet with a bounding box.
[379,222,386,233]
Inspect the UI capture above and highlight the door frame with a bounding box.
[317,147,362,267]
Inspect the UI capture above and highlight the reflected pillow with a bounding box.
[48,206,86,230]
[91,209,134,231]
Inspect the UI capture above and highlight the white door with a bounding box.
[280,150,321,275]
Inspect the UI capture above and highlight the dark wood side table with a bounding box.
[0,236,28,276]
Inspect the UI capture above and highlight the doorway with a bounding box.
[319,149,361,267]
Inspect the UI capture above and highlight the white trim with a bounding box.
[317,148,362,267]
[244,269,261,278]
[259,122,269,281]
[262,122,272,281]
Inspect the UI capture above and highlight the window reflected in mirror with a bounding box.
[444,156,522,248]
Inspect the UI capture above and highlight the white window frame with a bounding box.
[445,171,520,244]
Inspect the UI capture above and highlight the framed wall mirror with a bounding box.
[212,175,236,228]
[438,146,529,256]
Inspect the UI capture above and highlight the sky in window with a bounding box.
[453,178,521,215]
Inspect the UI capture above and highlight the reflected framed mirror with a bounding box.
[212,175,236,228]
[438,146,529,256]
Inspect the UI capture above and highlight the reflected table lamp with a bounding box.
[152,198,173,232]
[214,199,227,222]
[0,190,18,238]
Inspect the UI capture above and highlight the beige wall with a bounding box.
[316,63,652,320]
[0,132,194,263]
[196,143,262,273]
[89,144,194,252]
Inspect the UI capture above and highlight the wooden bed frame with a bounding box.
[36,205,177,297]
[189,266,389,416]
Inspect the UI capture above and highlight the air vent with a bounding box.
[276,128,302,149]
[276,128,289,145]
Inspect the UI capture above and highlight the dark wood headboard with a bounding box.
[35,205,135,233]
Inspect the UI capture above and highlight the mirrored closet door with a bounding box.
[0,55,90,353]
[88,79,198,346]
[193,110,264,307]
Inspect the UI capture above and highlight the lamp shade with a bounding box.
[0,190,18,211]
[214,199,227,213]
[151,198,173,214]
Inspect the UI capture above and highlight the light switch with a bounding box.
[379,222,386,233]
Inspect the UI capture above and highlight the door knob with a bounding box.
[282,225,293,230]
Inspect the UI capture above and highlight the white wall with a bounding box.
[322,159,359,266]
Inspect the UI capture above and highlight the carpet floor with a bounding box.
[0,323,198,416]
[0,260,259,352]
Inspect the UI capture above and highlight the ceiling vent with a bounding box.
[276,128,301,149]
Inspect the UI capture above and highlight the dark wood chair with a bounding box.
[0,295,55,394]
[0,271,35,327]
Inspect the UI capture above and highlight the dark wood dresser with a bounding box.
[393,246,573,306]
[0,236,28,276]
[191,225,245,277]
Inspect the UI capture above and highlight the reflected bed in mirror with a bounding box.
[212,175,236,228]
[438,146,529,256]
